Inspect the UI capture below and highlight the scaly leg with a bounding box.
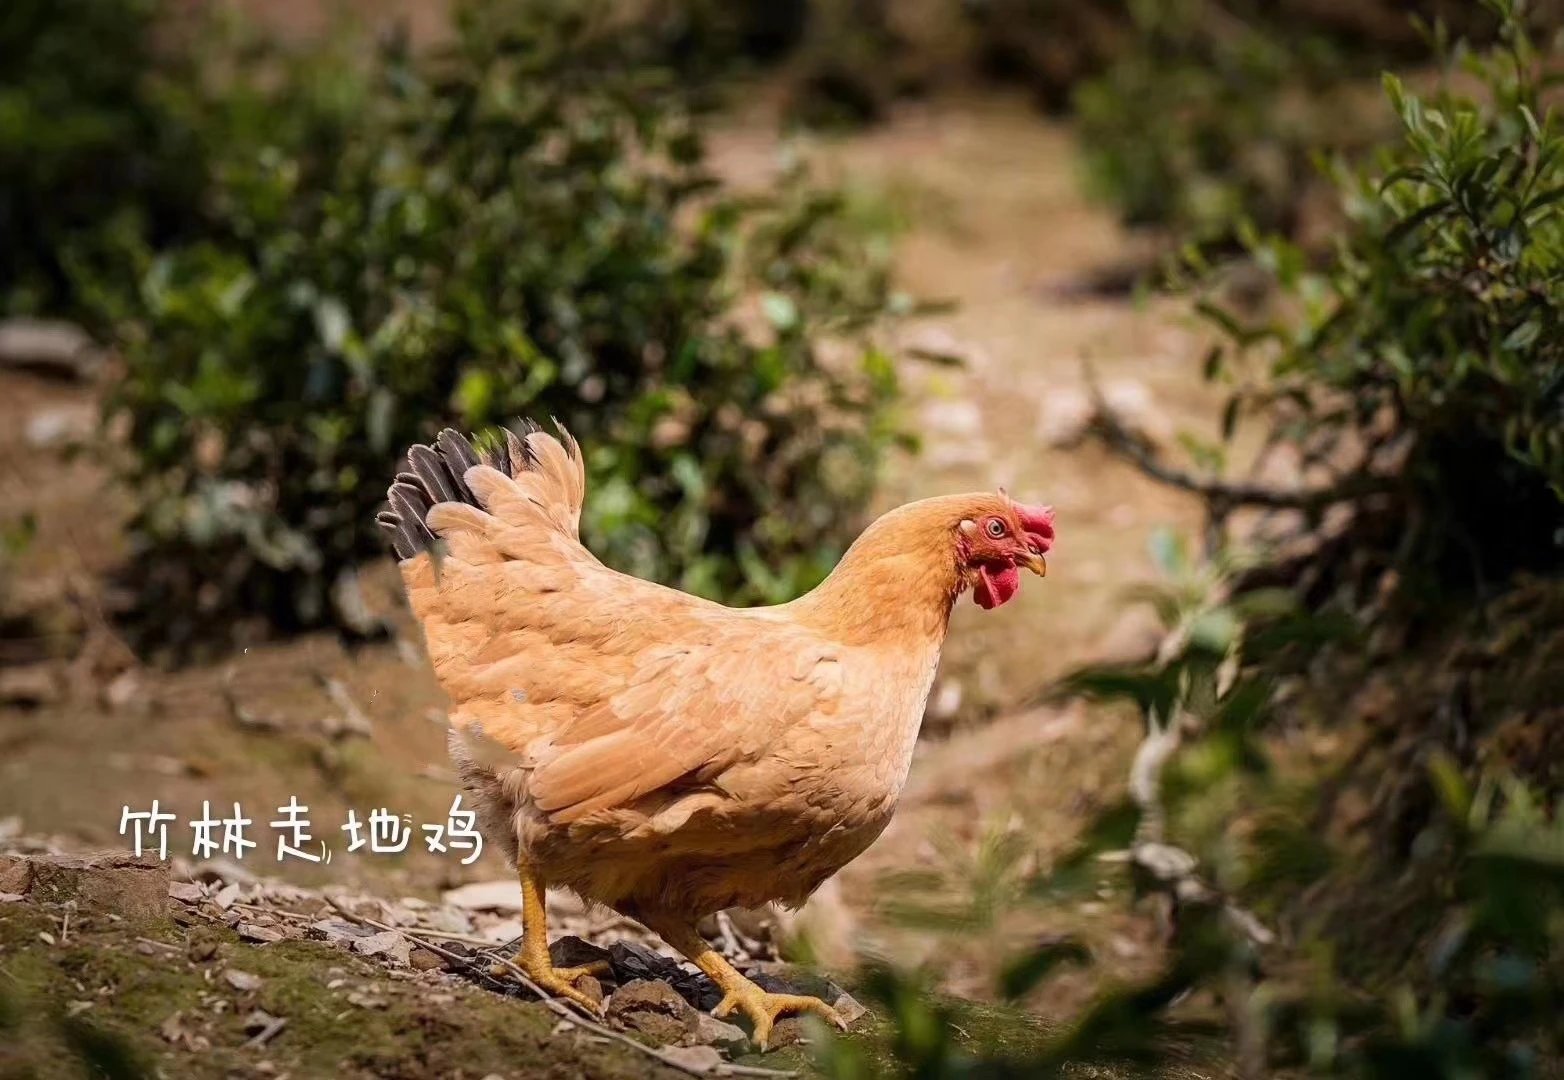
[505,863,609,1014]
[648,917,846,1050]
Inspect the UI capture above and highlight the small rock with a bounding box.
[686,1012,748,1052]
[0,893,26,904]
[1101,377,1174,441]
[478,918,525,944]
[237,923,284,944]
[409,947,447,973]
[159,1011,188,1044]
[25,403,95,449]
[66,1000,93,1017]
[186,930,222,962]
[1038,387,1094,448]
[26,853,169,918]
[832,992,868,1027]
[102,671,143,712]
[309,918,376,943]
[241,1009,278,1035]
[0,666,59,707]
[0,318,101,379]
[0,854,33,895]
[605,979,698,1044]
[224,969,263,993]
[418,906,473,935]
[211,882,242,910]
[346,990,388,1009]
[550,935,612,973]
[168,881,204,904]
[768,1016,812,1049]
[441,880,523,912]
[352,930,411,965]
[658,1045,723,1074]
[193,858,256,886]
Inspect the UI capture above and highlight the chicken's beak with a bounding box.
[1021,551,1048,578]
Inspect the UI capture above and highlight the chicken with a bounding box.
[377,421,1054,1046]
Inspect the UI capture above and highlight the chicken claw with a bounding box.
[502,863,609,1015]
[506,956,608,1016]
[713,985,847,1050]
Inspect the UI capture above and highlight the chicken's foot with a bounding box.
[650,919,846,1050]
[504,864,609,1014]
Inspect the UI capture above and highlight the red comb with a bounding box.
[1015,502,1055,553]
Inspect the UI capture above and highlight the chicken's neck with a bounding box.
[785,498,967,649]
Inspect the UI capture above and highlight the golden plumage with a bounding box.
[380,422,1053,1043]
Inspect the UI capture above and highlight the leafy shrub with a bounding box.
[1073,0,1395,246]
[93,0,907,651]
[1187,0,1563,597]
[1073,0,1564,247]
[0,0,205,317]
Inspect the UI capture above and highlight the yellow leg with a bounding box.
[506,864,609,1014]
[649,919,846,1050]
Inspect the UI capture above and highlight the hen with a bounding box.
[378,422,1054,1045]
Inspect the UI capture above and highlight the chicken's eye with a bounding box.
[985,518,1007,538]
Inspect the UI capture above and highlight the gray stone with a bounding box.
[26,853,168,918]
[0,319,101,379]
[686,1012,748,1052]
[605,979,698,1044]
[168,881,204,904]
[223,969,262,993]
[237,923,284,944]
[0,855,33,895]
[352,929,411,965]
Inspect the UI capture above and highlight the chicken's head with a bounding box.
[956,494,1055,610]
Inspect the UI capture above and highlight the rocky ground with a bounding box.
[2,844,881,1078]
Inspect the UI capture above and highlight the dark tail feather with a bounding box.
[379,424,539,560]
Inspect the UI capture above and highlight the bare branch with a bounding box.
[1085,383,1388,512]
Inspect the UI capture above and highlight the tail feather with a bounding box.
[378,420,585,562]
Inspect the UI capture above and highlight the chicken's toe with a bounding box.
[495,958,607,1016]
[714,988,847,1050]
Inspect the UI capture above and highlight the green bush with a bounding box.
[1072,0,1564,248]
[1188,0,1563,595]
[0,0,205,317]
[1073,0,1394,246]
[91,0,907,651]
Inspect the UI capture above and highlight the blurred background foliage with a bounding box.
[5,0,914,653]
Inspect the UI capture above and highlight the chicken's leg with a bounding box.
[649,918,846,1050]
[505,864,609,1013]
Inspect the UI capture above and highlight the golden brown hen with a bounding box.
[378,422,1054,1046]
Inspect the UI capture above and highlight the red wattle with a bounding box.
[973,563,1021,609]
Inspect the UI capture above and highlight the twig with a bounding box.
[323,897,795,1079]
[1086,384,1386,512]
[243,1015,288,1049]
